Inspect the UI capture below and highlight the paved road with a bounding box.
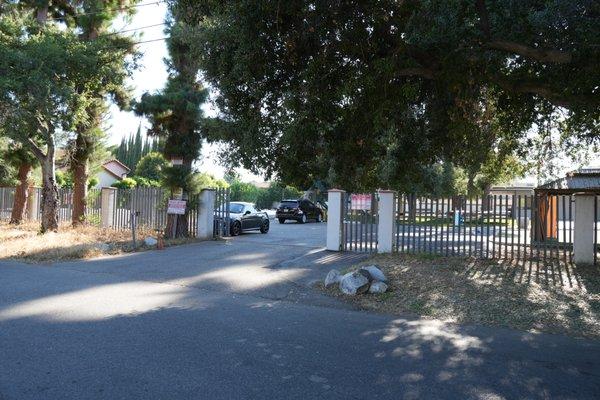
[1,222,599,399]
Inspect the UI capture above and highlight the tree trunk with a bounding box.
[40,149,59,233]
[467,172,476,198]
[9,163,31,224]
[71,159,88,226]
[71,131,93,226]
[164,159,192,239]
[408,195,417,220]
[36,2,48,25]
[165,212,189,239]
[481,183,492,212]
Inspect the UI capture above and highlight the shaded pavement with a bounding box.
[0,221,599,399]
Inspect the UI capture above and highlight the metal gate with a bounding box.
[341,192,378,252]
[391,193,595,265]
[213,187,231,238]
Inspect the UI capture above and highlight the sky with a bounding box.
[107,3,262,182]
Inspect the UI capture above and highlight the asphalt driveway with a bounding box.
[1,222,599,399]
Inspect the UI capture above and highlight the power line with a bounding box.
[47,1,166,21]
[132,37,168,45]
[101,22,168,37]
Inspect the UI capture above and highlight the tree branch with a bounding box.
[26,138,47,161]
[485,40,572,64]
[475,0,572,64]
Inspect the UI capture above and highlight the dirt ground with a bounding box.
[0,221,199,263]
[319,253,600,340]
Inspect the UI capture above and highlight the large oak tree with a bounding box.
[187,0,599,191]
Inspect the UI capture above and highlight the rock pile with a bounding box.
[325,265,388,295]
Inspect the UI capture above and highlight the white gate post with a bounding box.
[573,193,595,265]
[326,189,345,251]
[101,187,116,228]
[197,188,216,240]
[377,190,396,253]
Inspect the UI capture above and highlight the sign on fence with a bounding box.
[167,200,186,215]
[351,194,372,210]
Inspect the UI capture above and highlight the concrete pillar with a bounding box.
[573,194,595,265]
[27,187,39,221]
[101,187,116,228]
[197,189,216,240]
[326,189,345,251]
[377,190,396,253]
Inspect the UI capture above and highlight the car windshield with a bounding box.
[229,203,245,213]
[280,201,298,208]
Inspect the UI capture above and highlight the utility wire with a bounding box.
[100,22,168,37]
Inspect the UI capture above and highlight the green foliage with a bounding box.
[87,177,99,190]
[255,183,303,210]
[189,173,229,193]
[135,151,168,182]
[186,0,599,191]
[228,180,261,203]
[0,139,16,186]
[55,171,74,188]
[114,125,161,171]
[134,1,209,195]
[112,177,137,189]
[131,176,161,188]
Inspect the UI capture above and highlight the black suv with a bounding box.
[276,199,323,224]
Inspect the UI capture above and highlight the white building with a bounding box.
[95,159,131,188]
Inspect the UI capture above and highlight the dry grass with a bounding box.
[319,253,600,340]
[0,221,201,263]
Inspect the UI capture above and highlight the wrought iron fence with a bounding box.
[341,192,378,252]
[393,194,579,264]
[0,187,15,220]
[213,187,231,238]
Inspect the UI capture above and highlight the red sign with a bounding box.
[167,200,186,215]
[351,194,372,210]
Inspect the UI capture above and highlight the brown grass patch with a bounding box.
[0,221,201,263]
[319,253,600,340]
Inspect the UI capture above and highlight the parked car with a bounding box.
[276,199,323,224]
[215,202,270,236]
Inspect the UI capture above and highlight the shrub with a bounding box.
[112,177,137,189]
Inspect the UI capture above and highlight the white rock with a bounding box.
[324,269,342,287]
[339,271,370,295]
[360,265,387,282]
[144,237,158,246]
[368,281,388,294]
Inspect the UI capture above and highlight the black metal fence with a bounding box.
[394,194,580,263]
[213,187,231,238]
[341,192,378,252]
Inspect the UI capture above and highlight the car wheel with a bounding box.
[298,214,307,224]
[316,213,322,223]
[260,220,270,234]
[278,218,286,224]
[230,221,241,236]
